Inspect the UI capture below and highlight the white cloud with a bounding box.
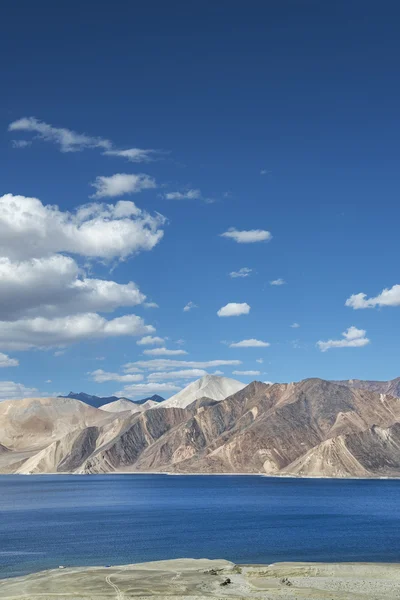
[45,379,52,383]
[217,303,250,317]
[103,148,156,162]
[260,169,270,175]
[90,173,156,198]
[0,353,19,367]
[256,358,263,363]
[220,228,272,243]
[11,140,31,148]
[0,380,38,400]
[90,369,144,383]
[147,369,207,381]
[230,267,252,278]
[0,255,147,320]
[143,347,188,356]
[183,301,198,312]
[143,302,159,309]
[0,195,164,261]
[54,350,65,357]
[213,370,224,375]
[9,117,159,162]
[229,339,270,348]
[270,278,286,286]
[165,189,202,200]
[114,382,181,399]
[124,359,241,372]
[317,326,370,352]
[9,117,112,152]
[346,285,400,309]
[291,323,300,328]
[137,336,164,346]
[232,370,261,376]
[0,313,154,351]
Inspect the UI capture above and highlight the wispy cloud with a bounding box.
[164,189,202,200]
[8,117,161,161]
[291,322,300,328]
[317,326,370,352]
[11,139,31,148]
[217,303,250,317]
[232,370,261,376]
[270,278,286,286]
[220,228,272,243]
[90,173,156,198]
[90,369,144,383]
[143,347,188,356]
[147,369,207,381]
[183,301,198,312]
[230,267,252,278]
[346,284,400,309]
[229,339,270,348]
[124,359,241,372]
[0,380,39,399]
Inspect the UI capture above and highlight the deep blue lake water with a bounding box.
[1,474,400,578]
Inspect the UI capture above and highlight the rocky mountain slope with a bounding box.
[333,377,400,398]
[3,376,400,477]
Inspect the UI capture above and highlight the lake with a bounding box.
[1,474,400,578]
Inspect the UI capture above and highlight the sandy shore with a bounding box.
[1,558,400,599]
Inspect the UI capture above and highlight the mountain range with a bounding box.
[2,375,400,477]
[58,392,165,408]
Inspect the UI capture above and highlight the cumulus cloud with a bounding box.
[90,173,156,199]
[291,323,300,328]
[230,267,252,278]
[0,313,154,351]
[90,369,144,383]
[256,358,263,363]
[220,228,272,243]
[270,278,286,286]
[9,117,160,162]
[114,382,181,399]
[0,255,146,320]
[0,195,164,261]
[136,336,164,346]
[143,347,188,356]
[165,189,202,200]
[346,285,400,309]
[124,359,241,372]
[147,369,207,381]
[229,339,270,348]
[217,303,250,317]
[317,326,370,352]
[183,301,198,312]
[0,380,39,400]
[232,370,261,376]
[0,353,19,367]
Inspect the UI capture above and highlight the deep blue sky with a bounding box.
[0,1,399,399]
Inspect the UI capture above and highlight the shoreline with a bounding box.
[4,470,400,481]
[2,558,400,599]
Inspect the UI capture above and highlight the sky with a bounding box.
[0,1,400,401]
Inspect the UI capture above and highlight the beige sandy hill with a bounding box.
[0,396,116,451]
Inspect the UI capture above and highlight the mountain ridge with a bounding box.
[2,375,400,477]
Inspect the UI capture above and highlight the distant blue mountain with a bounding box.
[58,392,164,409]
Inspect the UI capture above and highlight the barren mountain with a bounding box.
[59,392,165,408]
[157,374,246,409]
[333,377,400,398]
[3,377,400,477]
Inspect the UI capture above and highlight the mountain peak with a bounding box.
[157,375,246,409]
